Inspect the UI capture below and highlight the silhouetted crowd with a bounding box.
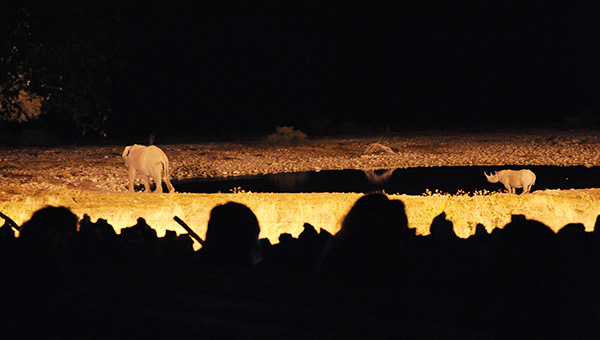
[1,194,599,339]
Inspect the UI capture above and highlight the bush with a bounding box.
[265,126,308,146]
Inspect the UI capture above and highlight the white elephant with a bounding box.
[122,144,175,193]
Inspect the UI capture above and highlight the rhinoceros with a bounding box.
[484,169,536,194]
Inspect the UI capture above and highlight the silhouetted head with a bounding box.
[495,216,557,267]
[557,223,585,237]
[474,223,488,236]
[79,215,117,242]
[19,206,78,251]
[429,212,456,241]
[501,217,555,244]
[202,202,261,267]
[318,193,412,274]
[556,223,587,257]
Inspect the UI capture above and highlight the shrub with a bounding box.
[265,126,308,146]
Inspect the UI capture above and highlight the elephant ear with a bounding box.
[122,146,132,158]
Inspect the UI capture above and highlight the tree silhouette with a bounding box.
[0,2,120,138]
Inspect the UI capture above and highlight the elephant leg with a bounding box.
[164,175,175,193]
[128,169,137,192]
[140,174,152,193]
[155,174,164,193]
[149,167,163,193]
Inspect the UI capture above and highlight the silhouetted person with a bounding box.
[417,212,458,258]
[428,212,457,243]
[557,223,588,263]
[492,216,562,338]
[120,217,158,244]
[79,215,118,244]
[473,223,488,238]
[77,214,119,264]
[417,212,471,295]
[10,206,80,337]
[199,202,262,268]
[296,223,332,270]
[494,215,557,268]
[317,193,413,276]
[464,223,492,267]
[265,223,333,271]
[117,217,161,266]
[19,205,78,253]
[154,230,195,266]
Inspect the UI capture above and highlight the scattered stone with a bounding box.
[2,131,600,193]
[365,143,395,155]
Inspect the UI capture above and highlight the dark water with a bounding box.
[174,166,600,195]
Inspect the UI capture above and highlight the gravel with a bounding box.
[1,129,599,194]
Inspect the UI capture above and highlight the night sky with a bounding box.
[106,1,600,137]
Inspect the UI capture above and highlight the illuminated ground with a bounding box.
[1,129,600,246]
[2,130,600,338]
[2,129,600,194]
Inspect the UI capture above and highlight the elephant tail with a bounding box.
[161,156,171,180]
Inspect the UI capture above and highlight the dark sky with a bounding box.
[107,1,600,136]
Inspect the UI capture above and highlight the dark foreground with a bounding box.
[1,196,599,339]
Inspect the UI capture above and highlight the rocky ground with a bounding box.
[3,130,600,339]
[1,129,599,197]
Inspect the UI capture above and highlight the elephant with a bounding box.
[122,144,175,193]
[484,169,536,194]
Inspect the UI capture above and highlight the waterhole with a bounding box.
[174,166,600,195]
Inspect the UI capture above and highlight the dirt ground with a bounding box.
[3,130,600,338]
[1,129,600,199]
